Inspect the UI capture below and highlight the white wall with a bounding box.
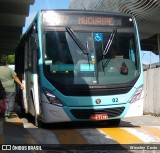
[143,68,160,115]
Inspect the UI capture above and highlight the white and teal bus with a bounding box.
[15,10,144,126]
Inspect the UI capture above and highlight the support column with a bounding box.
[157,34,160,64]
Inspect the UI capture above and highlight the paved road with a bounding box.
[0,106,160,152]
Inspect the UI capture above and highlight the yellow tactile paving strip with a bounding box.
[99,127,143,144]
[53,129,87,144]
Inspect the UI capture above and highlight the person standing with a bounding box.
[0,60,24,118]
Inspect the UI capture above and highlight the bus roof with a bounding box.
[40,9,132,17]
[40,9,133,28]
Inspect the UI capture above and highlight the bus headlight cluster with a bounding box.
[43,88,64,107]
[129,86,143,103]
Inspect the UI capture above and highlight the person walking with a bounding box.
[0,59,24,118]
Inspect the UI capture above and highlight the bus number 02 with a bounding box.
[112,98,118,102]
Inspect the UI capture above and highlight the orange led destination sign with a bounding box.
[78,16,115,26]
[42,12,132,27]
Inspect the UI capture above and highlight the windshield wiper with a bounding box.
[102,29,117,74]
[103,29,117,56]
[66,28,89,55]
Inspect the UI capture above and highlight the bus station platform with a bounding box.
[0,104,42,152]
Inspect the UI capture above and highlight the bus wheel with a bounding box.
[107,119,121,126]
[34,110,46,127]
[35,113,38,127]
[18,89,26,117]
[37,119,46,128]
[21,107,26,117]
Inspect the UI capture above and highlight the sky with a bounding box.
[142,51,160,65]
[23,0,70,33]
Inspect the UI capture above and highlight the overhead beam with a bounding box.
[0,26,22,33]
[0,32,21,40]
[0,14,25,27]
[0,42,17,48]
[0,0,35,54]
[0,49,16,55]
[0,0,35,5]
[0,2,29,15]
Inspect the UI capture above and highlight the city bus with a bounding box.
[15,10,144,126]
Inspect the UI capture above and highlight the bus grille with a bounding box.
[59,87,132,96]
[70,107,125,119]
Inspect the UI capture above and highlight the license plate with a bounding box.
[90,114,108,121]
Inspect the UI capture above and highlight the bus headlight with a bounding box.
[43,88,64,107]
[129,86,143,103]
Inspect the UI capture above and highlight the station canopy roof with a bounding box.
[1,0,160,55]
[70,0,160,52]
[0,0,35,55]
[95,0,160,40]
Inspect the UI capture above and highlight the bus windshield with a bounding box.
[43,28,140,86]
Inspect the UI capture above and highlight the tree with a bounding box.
[0,54,15,64]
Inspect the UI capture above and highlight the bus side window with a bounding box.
[24,41,29,69]
[129,40,135,62]
[29,36,33,68]
[129,50,135,62]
